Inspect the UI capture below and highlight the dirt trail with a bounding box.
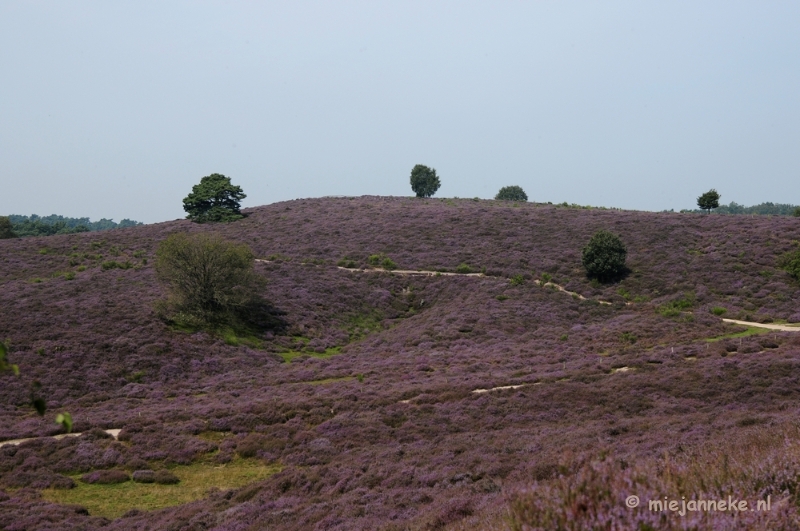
[0,429,121,448]
[722,318,800,332]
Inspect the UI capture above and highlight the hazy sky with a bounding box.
[2,1,799,223]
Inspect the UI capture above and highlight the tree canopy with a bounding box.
[0,216,16,239]
[409,165,441,198]
[582,230,627,283]
[697,189,721,213]
[495,185,528,202]
[183,173,246,223]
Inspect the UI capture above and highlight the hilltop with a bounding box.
[1,197,800,530]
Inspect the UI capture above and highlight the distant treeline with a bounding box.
[6,214,143,237]
[682,202,799,216]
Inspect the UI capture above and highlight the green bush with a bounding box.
[711,306,727,316]
[779,248,800,281]
[455,263,473,274]
[495,185,528,202]
[367,253,397,270]
[509,274,525,286]
[581,230,627,282]
[155,233,264,326]
[337,257,358,268]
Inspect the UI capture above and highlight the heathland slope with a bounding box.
[1,197,800,530]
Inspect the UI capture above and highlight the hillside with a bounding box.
[1,197,800,530]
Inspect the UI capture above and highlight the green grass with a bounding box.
[279,346,342,363]
[42,456,281,519]
[705,326,770,342]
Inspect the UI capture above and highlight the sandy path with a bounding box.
[0,428,121,448]
[722,318,800,332]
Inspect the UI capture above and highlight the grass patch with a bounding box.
[42,456,281,519]
[705,326,770,342]
[279,346,342,363]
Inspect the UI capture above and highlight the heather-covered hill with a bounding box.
[1,197,800,530]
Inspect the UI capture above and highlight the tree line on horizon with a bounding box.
[0,214,142,239]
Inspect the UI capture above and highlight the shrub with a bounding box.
[367,253,397,270]
[778,248,800,281]
[711,306,727,316]
[155,233,264,326]
[81,469,130,484]
[495,186,528,202]
[509,274,525,286]
[409,164,440,198]
[337,257,357,268]
[183,173,246,223]
[132,470,155,483]
[794,206,800,217]
[455,263,473,274]
[581,230,627,282]
[153,470,180,484]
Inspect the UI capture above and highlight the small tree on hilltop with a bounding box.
[410,164,441,198]
[495,186,528,202]
[183,173,246,223]
[793,206,800,217]
[155,233,264,326]
[697,189,721,214]
[582,230,627,283]
[0,216,17,239]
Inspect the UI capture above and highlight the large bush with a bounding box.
[155,233,264,326]
[495,185,528,202]
[779,248,800,281]
[183,173,246,223]
[409,164,441,198]
[581,230,627,282]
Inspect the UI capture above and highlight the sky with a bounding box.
[1,1,799,224]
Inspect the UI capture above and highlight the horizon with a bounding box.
[2,2,799,224]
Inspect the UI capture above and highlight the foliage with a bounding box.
[367,253,397,270]
[509,274,525,286]
[6,214,141,237]
[409,164,441,198]
[155,232,264,326]
[0,216,17,239]
[778,248,800,281]
[683,201,800,216]
[183,173,247,223]
[581,230,627,282]
[495,185,528,202]
[697,189,721,213]
[0,340,19,375]
[455,263,473,274]
[711,306,727,316]
[55,412,73,433]
[794,206,800,217]
[657,293,695,317]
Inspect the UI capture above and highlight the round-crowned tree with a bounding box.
[410,164,441,198]
[582,230,627,282]
[697,189,720,214]
[183,173,246,223]
[495,185,528,202]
